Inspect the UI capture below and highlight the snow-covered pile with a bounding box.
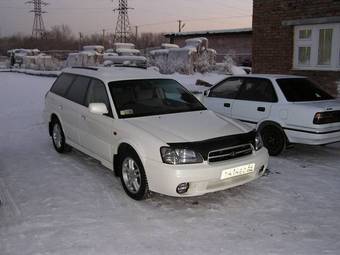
[22,55,62,71]
[161,43,179,49]
[65,46,105,68]
[150,37,216,75]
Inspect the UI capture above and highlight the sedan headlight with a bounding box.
[160,147,203,164]
[254,133,263,151]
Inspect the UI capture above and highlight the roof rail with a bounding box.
[71,66,98,71]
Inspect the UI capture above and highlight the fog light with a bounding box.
[176,183,189,194]
[259,165,265,174]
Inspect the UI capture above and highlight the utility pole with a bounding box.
[177,20,185,33]
[79,32,83,51]
[134,26,138,44]
[113,0,133,43]
[26,0,49,39]
[102,29,106,48]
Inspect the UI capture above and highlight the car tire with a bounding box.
[51,119,71,153]
[260,125,286,156]
[119,149,150,200]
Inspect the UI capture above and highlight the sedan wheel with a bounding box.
[122,157,142,194]
[119,149,150,200]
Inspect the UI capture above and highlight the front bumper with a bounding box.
[144,147,269,197]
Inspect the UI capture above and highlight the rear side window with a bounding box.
[277,78,334,102]
[237,78,278,102]
[65,76,90,105]
[209,78,243,99]
[50,73,75,97]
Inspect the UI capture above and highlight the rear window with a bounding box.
[277,78,334,102]
[50,73,75,97]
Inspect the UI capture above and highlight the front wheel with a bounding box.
[51,119,71,153]
[260,125,286,156]
[119,150,150,200]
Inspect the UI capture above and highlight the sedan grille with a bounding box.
[208,144,253,163]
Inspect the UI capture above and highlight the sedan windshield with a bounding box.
[276,78,334,102]
[109,79,206,118]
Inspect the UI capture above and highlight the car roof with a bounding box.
[231,74,306,79]
[62,66,164,83]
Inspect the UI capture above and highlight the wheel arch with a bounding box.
[113,141,146,177]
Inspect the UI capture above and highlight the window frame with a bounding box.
[293,23,340,71]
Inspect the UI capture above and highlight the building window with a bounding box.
[294,23,340,70]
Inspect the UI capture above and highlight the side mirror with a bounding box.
[89,103,108,115]
[203,90,210,96]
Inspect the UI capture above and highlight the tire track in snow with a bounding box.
[0,178,22,221]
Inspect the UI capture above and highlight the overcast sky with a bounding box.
[0,0,253,36]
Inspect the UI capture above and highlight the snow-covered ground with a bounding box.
[0,73,340,255]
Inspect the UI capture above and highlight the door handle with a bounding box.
[224,103,231,108]
[58,105,63,110]
[81,115,86,120]
[257,107,265,112]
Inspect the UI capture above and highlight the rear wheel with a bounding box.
[119,149,150,200]
[260,125,286,156]
[51,119,71,153]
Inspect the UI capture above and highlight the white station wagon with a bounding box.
[44,67,268,200]
[203,75,340,155]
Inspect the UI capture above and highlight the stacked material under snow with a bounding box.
[114,43,135,50]
[83,45,104,54]
[161,43,179,49]
[22,54,58,71]
[150,37,216,74]
[103,43,146,67]
[65,45,104,68]
[65,51,103,68]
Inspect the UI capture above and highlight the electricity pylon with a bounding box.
[114,0,133,43]
[26,0,48,39]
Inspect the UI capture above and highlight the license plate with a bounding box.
[220,163,255,180]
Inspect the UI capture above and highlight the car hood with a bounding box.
[125,110,250,143]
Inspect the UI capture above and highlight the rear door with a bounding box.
[204,77,243,117]
[231,78,277,124]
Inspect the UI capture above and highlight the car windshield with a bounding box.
[276,78,334,102]
[109,79,206,118]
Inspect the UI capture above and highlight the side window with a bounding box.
[50,73,75,97]
[236,78,278,102]
[65,76,90,105]
[85,79,112,116]
[209,78,243,99]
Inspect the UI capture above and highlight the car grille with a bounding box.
[208,144,253,163]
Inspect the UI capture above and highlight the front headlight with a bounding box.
[160,147,204,165]
[254,133,263,151]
